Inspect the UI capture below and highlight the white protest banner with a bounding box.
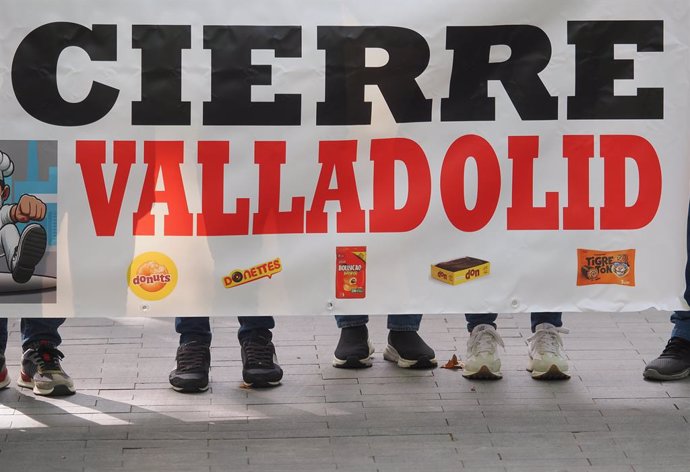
[0,0,688,317]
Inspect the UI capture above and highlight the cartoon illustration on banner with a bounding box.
[0,142,56,302]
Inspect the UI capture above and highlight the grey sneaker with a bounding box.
[463,324,504,380]
[18,341,75,396]
[169,340,211,393]
[526,323,570,380]
[643,337,690,380]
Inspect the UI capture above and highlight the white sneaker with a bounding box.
[462,324,504,380]
[527,323,570,380]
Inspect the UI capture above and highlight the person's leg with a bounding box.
[170,317,211,393]
[670,311,690,341]
[463,313,503,380]
[0,318,8,389]
[466,313,498,332]
[530,312,563,332]
[20,318,64,348]
[237,316,282,388]
[644,310,690,380]
[18,318,74,396]
[527,312,570,380]
[384,314,436,368]
[0,318,7,354]
[175,317,212,345]
[334,315,368,328]
[644,201,690,380]
[333,315,372,369]
[237,316,275,341]
[386,314,421,331]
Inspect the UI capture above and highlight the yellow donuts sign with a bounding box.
[127,252,178,300]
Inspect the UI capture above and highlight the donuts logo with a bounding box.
[127,252,178,300]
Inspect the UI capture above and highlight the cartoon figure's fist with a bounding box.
[13,194,46,222]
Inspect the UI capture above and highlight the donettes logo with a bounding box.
[127,252,178,300]
[223,258,282,288]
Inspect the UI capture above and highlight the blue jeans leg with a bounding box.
[466,313,498,332]
[237,316,275,341]
[673,201,690,341]
[335,315,369,328]
[670,311,690,341]
[20,318,65,349]
[175,317,212,345]
[0,319,7,353]
[531,312,563,332]
[387,314,422,331]
[334,315,421,331]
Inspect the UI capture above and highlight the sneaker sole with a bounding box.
[382,345,437,369]
[529,364,571,380]
[242,380,281,388]
[643,367,690,381]
[333,341,374,369]
[171,384,209,393]
[13,225,47,284]
[17,377,76,396]
[462,365,502,380]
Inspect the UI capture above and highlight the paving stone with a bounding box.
[1,312,690,470]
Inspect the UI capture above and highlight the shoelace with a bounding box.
[469,328,504,355]
[527,326,569,354]
[243,338,275,367]
[33,345,65,372]
[660,337,690,359]
[176,343,209,372]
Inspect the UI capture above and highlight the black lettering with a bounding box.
[317,26,432,125]
[12,22,119,126]
[568,20,663,119]
[132,25,191,125]
[442,25,557,121]
[203,26,302,125]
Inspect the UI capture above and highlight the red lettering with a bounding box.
[563,135,595,229]
[253,141,305,234]
[197,141,250,236]
[369,138,431,232]
[306,140,365,233]
[133,141,192,236]
[507,136,559,230]
[440,135,500,232]
[600,135,662,229]
[76,140,135,236]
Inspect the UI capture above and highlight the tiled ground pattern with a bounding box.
[0,312,688,471]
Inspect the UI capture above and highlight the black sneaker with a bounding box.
[169,340,211,392]
[0,353,9,389]
[240,332,283,387]
[643,337,690,380]
[383,331,437,369]
[18,341,75,396]
[11,223,47,284]
[332,325,374,368]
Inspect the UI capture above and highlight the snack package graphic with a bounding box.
[336,246,366,299]
[577,249,635,286]
[431,257,490,286]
